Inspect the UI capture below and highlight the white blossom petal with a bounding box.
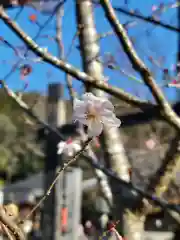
[57,141,66,155]
[100,108,113,118]
[82,92,99,102]
[87,119,103,137]
[73,98,86,114]
[101,99,114,111]
[102,113,121,128]
[73,98,87,123]
[65,148,74,156]
[73,116,89,125]
[73,98,84,108]
[82,93,114,111]
[82,92,103,108]
[73,143,81,152]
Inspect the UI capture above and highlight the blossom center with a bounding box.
[85,104,100,122]
[66,138,73,144]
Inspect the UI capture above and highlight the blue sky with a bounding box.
[0,0,179,103]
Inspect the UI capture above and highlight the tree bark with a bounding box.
[75,0,144,238]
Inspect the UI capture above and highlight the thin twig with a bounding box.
[82,154,180,214]
[0,7,152,110]
[2,5,180,131]
[19,138,93,223]
[3,1,67,81]
[56,6,76,102]
[100,0,180,131]
[113,6,180,33]
[146,135,180,196]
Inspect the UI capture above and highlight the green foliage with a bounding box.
[0,90,44,183]
[0,114,17,145]
[0,146,11,170]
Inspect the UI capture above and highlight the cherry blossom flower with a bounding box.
[57,138,81,156]
[73,93,121,137]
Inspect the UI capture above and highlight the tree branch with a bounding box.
[113,6,180,33]
[0,6,152,109]
[100,0,180,131]
[0,206,25,240]
[139,135,180,224]
[1,6,180,130]
[1,223,14,240]
[82,154,180,215]
[21,138,93,222]
[56,6,76,103]
[147,135,180,197]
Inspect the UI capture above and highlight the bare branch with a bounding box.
[0,206,25,240]
[1,223,14,240]
[2,5,180,131]
[20,138,93,222]
[56,6,76,102]
[0,7,152,109]
[56,5,113,207]
[56,6,65,59]
[113,6,180,33]
[82,154,180,215]
[100,0,180,130]
[147,136,180,197]
[140,135,180,224]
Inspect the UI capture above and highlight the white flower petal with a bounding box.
[82,93,114,112]
[82,92,98,102]
[87,120,103,137]
[73,98,87,123]
[65,147,74,156]
[101,99,114,111]
[82,92,103,107]
[100,108,113,117]
[73,98,84,108]
[74,143,81,152]
[73,116,88,125]
[73,99,86,114]
[57,141,66,155]
[102,114,121,128]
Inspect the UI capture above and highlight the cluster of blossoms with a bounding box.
[57,92,120,155]
[57,138,81,157]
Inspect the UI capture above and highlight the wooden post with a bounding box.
[42,83,66,240]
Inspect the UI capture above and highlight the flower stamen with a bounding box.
[85,104,101,121]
